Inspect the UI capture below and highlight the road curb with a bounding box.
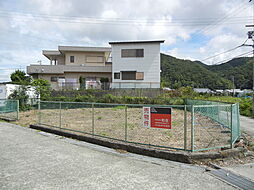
[30,124,247,164]
[0,117,17,122]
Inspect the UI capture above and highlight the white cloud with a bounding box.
[200,33,251,64]
[0,0,252,81]
[101,10,118,19]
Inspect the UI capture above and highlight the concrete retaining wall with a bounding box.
[30,124,246,164]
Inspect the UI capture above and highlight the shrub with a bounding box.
[32,79,51,100]
[74,94,95,102]
[8,85,31,111]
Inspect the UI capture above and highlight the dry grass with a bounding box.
[12,106,231,151]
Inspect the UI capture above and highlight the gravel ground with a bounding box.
[0,122,235,190]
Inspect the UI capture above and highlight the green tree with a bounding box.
[10,70,31,85]
[32,79,51,99]
[8,85,30,111]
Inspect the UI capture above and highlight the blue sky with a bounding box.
[0,0,253,82]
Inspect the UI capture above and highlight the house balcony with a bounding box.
[27,64,112,74]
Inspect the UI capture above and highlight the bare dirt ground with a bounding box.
[191,132,254,168]
[10,107,231,151]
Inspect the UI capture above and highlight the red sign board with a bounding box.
[143,107,172,129]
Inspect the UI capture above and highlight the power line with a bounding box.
[0,10,252,27]
[190,1,250,45]
[198,1,250,35]
[201,38,249,62]
[0,9,252,22]
[209,51,253,65]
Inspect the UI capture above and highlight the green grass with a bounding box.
[0,119,7,122]
[112,105,125,111]
[164,131,173,138]
[98,132,108,137]
[172,121,181,126]
[195,96,253,117]
[249,143,254,148]
[127,123,136,130]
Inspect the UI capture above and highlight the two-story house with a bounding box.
[27,46,112,90]
[109,40,164,88]
[27,40,164,90]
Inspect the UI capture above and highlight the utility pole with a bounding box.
[245,0,254,117]
[231,76,235,97]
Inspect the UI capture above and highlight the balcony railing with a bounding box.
[27,64,112,74]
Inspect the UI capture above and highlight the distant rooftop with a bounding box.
[109,40,165,45]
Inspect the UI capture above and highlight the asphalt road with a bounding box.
[240,115,254,137]
[226,163,254,182]
[0,122,235,190]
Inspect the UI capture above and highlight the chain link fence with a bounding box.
[186,99,240,151]
[0,99,19,120]
[36,99,240,151]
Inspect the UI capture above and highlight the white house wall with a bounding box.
[111,43,161,88]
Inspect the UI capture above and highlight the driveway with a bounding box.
[0,122,235,190]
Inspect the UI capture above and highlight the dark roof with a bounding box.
[109,40,165,45]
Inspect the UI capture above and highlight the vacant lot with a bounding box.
[13,105,231,151]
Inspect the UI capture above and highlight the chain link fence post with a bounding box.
[125,105,128,141]
[237,103,240,137]
[16,100,19,120]
[217,102,220,121]
[38,100,41,125]
[230,104,233,149]
[184,105,187,150]
[84,104,86,133]
[92,103,95,135]
[59,102,62,129]
[191,105,195,152]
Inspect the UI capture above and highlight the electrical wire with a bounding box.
[209,51,253,65]
[0,9,252,26]
[190,1,251,45]
[198,1,250,35]
[201,38,249,62]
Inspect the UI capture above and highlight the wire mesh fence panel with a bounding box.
[186,99,227,106]
[126,105,150,145]
[126,105,190,150]
[231,104,239,144]
[39,101,61,127]
[94,104,126,140]
[148,106,185,150]
[0,99,18,120]
[185,107,193,151]
[36,100,240,152]
[193,105,231,151]
[60,102,92,134]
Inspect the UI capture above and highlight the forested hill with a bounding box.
[160,53,252,90]
[207,57,252,89]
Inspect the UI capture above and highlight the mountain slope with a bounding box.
[207,57,252,89]
[160,53,233,89]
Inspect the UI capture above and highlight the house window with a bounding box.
[114,72,120,79]
[121,71,136,80]
[70,56,75,63]
[136,72,144,80]
[121,49,144,58]
[51,77,58,82]
[136,49,144,57]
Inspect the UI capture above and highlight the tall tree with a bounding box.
[10,70,31,85]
